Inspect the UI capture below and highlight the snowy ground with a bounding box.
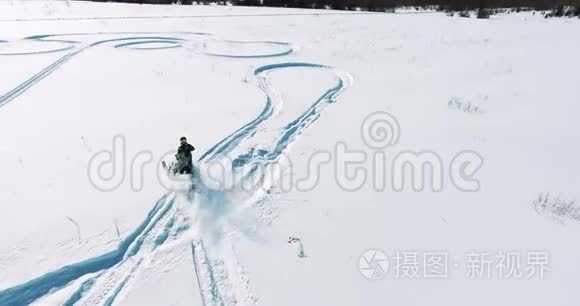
[0,1,579,305]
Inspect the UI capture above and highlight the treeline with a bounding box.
[85,0,580,16]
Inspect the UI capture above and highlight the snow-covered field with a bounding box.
[0,1,579,305]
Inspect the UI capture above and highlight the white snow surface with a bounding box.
[0,1,579,306]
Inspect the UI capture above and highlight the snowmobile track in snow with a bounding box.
[0,31,351,306]
[189,62,351,306]
[0,31,295,108]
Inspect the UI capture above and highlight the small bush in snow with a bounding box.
[459,10,471,17]
[448,97,484,114]
[546,5,566,17]
[477,8,491,18]
[544,5,575,18]
[534,193,580,224]
[565,6,577,16]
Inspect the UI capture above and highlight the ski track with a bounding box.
[0,31,351,306]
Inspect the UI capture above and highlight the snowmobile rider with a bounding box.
[176,137,195,174]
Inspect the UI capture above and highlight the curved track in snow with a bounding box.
[0,31,296,108]
[0,32,351,306]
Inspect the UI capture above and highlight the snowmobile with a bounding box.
[162,152,191,175]
[161,153,198,195]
